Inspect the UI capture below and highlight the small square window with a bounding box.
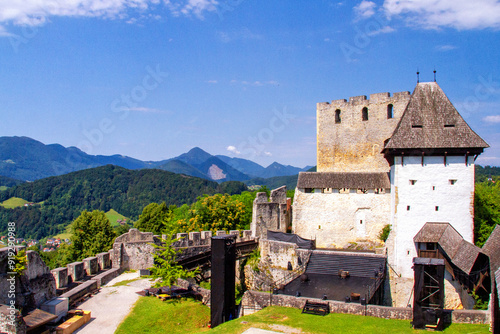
[360,220,363,224]
[410,180,417,185]
[407,205,410,211]
[435,206,439,211]
[449,179,457,185]
[432,186,436,190]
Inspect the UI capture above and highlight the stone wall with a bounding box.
[251,186,291,239]
[240,290,489,324]
[317,91,410,173]
[292,188,390,249]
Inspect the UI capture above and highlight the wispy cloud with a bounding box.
[120,107,170,114]
[0,0,218,28]
[216,28,263,43]
[354,1,377,20]
[435,44,457,51]
[206,80,218,84]
[484,115,500,123]
[366,25,395,36]
[230,80,279,87]
[383,0,500,30]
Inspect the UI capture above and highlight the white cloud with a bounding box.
[264,151,272,156]
[0,0,217,27]
[226,145,241,155]
[216,28,263,43]
[436,44,457,51]
[120,106,169,113]
[230,80,279,87]
[383,0,500,30]
[366,25,395,36]
[484,115,500,123]
[354,1,377,19]
[206,80,218,84]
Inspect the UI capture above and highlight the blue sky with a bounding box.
[0,0,499,168]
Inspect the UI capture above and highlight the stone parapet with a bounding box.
[96,252,111,270]
[67,262,84,283]
[51,267,68,289]
[83,257,98,275]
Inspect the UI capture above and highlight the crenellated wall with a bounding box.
[251,186,291,239]
[317,91,411,173]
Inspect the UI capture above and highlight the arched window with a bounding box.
[387,104,393,119]
[335,109,341,123]
[362,107,368,121]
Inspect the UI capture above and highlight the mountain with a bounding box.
[258,162,305,178]
[0,175,24,188]
[195,156,251,181]
[157,159,208,179]
[0,136,148,181]
[0,165,248,239]
[0,136,311,183]
[216,155,266,177]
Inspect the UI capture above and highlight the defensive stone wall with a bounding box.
[317,91,410,173]
[251,186,291,239]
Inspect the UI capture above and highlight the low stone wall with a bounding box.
[176,278,211,305]
[240,290,489,324]
[83,257,98,276]
[92,268,120,288]
[59,280,98,307]
[67,262,85,283]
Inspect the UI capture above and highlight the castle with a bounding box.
[289,81,490,307]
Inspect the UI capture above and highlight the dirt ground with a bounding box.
[73,272,152,334]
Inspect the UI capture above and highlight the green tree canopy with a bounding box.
[474,179,500,247]
[68,210,116,261]
[134,202,172,235]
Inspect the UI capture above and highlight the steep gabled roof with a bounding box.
[414,222,482,274]
[297,172,390,189]
[384,82,489,150]
[482,225,500,273]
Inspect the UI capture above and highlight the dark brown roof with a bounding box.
[297,172,390,189]
[384,82,489,150]
[482,224,500,273]
[414,222,481,274]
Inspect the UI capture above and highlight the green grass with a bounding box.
[210,306,490,334]
[116,299,489,334]
[115,297,210,334]
[0,197,29,208]
[0,186,8,191]
[111,278,143,287]
[106,209,129,226]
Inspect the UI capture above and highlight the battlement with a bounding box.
[318,91,410,109]
[166,230,253,248]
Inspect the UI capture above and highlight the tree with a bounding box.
[178,194,248,233]
[474,179,500,247]
[134,202,172,235]
[149,235,196,287]
[67,210,116,261]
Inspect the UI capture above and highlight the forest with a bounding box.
[0,165,247,239]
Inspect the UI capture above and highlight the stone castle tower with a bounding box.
[293,82,488,274]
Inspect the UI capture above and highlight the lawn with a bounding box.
[115,297,210,334]
[0,197,29,208]
[115,297,490,334]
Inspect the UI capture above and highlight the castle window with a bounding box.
[432,186,436,190]
[449,179,457,185]
[305,188,313,193]
[362,107,368,121]
[375,188,385,194]
[407,205,410,211]
[435,206,439,211]
[444,124,455,128]
[387,104,394,119]
[409,180,417,185]
[335,109,341,123]
[360,220,363,225]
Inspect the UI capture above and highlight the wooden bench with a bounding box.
[301,300,329,316]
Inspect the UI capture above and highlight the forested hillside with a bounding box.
[0,165,247,239]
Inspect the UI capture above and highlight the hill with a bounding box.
[0,165,248,239]
[0,175,24,188]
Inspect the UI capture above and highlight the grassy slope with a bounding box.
[0,197,29,208]
[105,209,129,226]
[116,298,488,334]
[0,186,7,191]
[115,297,210,334]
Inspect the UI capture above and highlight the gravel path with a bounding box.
[73,272,152,334]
